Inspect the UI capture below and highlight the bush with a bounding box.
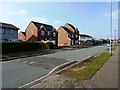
[46,42,54,49]
[1,42,48,54]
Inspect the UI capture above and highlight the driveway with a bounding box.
[2,45,107,88]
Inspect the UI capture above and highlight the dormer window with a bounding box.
[41,30,45,35]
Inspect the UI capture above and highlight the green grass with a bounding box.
[60,52,110,80]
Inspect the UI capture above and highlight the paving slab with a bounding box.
[82,47,119,88]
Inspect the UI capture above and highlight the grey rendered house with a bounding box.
[79,34,93,45]
[0,22,19,42]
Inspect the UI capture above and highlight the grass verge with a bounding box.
[59,52,111,80]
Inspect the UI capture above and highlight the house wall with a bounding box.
[25,21,58,46]
[18,33,25,41]
[57,27,71,46]
[25,22,38,41]
[80,36,92,42]
[38,29,57,40]
[79,35,93,45]
[64,23,79,45]
[0,27,18,41]
[38,28,58,46]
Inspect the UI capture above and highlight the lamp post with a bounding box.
[109,0,112,55]
[114,30,117,43]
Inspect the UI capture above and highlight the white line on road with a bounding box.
[18,61,76,88]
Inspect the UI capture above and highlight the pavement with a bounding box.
[31,46,119,88]
[2,45,108,88]
[82,46,119,88]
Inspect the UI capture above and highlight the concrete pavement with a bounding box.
[82,46,119,88]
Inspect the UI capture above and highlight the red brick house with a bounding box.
[57,23,79,46]
[18,31,26,41]
[25,21,58,46]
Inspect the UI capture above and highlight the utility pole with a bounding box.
[109,0,112,55]
[114,30,117,43]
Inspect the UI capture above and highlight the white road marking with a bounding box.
[29,62,34,65]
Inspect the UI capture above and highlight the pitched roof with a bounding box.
[80,34,92,38]
[61,26,73,35]
[66,23,75,30]
[31,21,54,32]
[66,23,79,33]
[0,22,19,30]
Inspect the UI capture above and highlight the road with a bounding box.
[2,45,107,88]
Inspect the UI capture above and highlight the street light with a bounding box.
[114,30,117,43]
[109,0,112,55]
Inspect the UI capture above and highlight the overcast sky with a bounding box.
[0,2,118,39]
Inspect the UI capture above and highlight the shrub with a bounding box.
[2,42,48,54]
[46,42,54,49]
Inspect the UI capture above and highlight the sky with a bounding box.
[0,2,118,39]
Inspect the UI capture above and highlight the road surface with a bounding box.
[2,45,107,88]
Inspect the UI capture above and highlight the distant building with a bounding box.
[18,31,26,41]
[0,22,19,42]
[57,23,79,46]
[25,21,58,46]
[79,34,93,45]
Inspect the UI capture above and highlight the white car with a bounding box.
[107,44,112,47]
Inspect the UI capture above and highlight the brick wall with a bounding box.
[57,27,71,46]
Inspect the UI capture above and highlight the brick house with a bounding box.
[25,21,58,46]
[18,31,26,41]
[57,23,79,46]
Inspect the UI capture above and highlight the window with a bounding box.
[53,32,56,37]
[9,30,14,34]
[72,34,74,38]
[0,28,5,34]
[2,28,5,34]
[41,30,45,35]
[76,35,78,38]
[48,32,51,36]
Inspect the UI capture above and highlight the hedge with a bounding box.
[46,42,55,49]
[1,42,48,54]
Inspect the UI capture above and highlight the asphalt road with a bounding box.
[2,45,108,88]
